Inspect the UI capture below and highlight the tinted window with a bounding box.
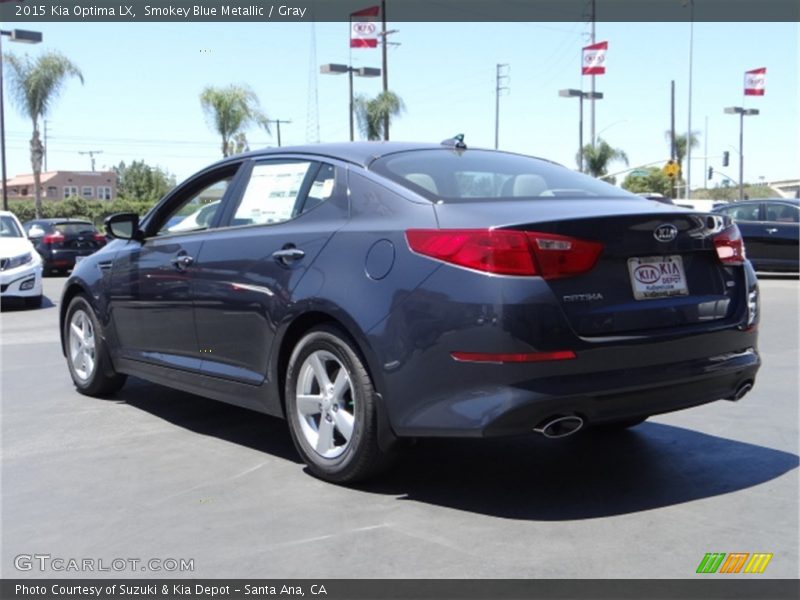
[0,216,23,238]
[370,149,635,201]
[764,203,799,223]
[717,204,760,222]
[53,222,97,235]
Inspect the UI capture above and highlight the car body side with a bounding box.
[60,148,761,447]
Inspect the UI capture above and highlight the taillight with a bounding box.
[405,229,603,279]
[93,233,106,244]
[42,232,64,245]
[713,224,746,265]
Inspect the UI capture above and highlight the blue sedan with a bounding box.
[59,141,761,482]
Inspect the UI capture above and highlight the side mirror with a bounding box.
[105,213,142,240]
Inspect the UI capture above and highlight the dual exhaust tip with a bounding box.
[534,415,584,439]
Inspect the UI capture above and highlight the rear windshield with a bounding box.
[370,149,637,202]
[53,222,97,235]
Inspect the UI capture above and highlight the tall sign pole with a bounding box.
[590,0,596,148]
[381,0,389,140]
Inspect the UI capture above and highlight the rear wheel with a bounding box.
[285,325,392,483]
[64,295,126,396]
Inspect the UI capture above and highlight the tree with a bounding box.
[200,84,269,157]
[4,51,83,218]
[578,138,629,178]
[354,91,405,141]
[622,167,673,196]
[114,160,176,202]
[665,130,700,175]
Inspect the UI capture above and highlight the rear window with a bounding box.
[53,222,97,235]
[370,149,636,202]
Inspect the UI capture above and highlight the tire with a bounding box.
[25,295,43,309]
[64,294,127,396]
[592,416,648,432]
[285,325,392,483]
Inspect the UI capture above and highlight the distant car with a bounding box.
[713,199,799,273]
[0,210,43,307]
[60,142,760,483]
[23,218,107,275]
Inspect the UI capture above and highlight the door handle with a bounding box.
[272,247,306,265]
[765,228,778,234]
[171,254,195,269]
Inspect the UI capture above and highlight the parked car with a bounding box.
[59,142,761,483]
[0,210,43,307]
[23,218,107,275]
[713,199,799,273]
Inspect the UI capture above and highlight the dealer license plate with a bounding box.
[627,255,688,300]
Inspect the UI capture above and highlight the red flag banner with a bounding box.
[582,41,608,75]
[744,67,766,96]
[351,5,380,48]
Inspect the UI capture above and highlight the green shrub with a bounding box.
[7,197,158,226]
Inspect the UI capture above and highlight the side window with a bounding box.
[765,203,799,223]
[296,163,336,216]
[232,161,322,227]
[156,178,230,236]
[722,204,760,222]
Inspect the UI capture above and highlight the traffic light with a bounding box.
[722,151,730,167]
[708,166,714,180]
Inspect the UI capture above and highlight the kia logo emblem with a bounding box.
[353,22,376,34]
[654,224,678,242]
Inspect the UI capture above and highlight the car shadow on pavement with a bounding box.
[113,377,303,464]
[358,425,799,520]
[110,379,797,521]
[0,295,55,311]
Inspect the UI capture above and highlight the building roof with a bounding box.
[4,171,116,186]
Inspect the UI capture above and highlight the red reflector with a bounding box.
[406,229,603,279]
[713,224,746,265]
[451,350,576,363]
[93,233,106,243]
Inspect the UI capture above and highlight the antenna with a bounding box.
[78,150,103,171]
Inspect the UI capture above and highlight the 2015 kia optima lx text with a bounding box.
[59,141,760,482]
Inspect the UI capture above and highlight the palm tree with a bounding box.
[665,130,700,175]
[578,138,629,178]
[200,85,269,157]
[4,51,83,218]
[354,91,405,141]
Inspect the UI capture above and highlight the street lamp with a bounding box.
[1,28,43,211]
[724,106,759,201]
[320,63,381,142]
[559,89,603,173]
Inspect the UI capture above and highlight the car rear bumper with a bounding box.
[42,248,98,268]
[389,346,759,437]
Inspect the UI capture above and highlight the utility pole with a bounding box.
[79,150,103,171]
[381,0,389,140]
[703,115,708,189]
[685,0,695,200]
[590,0,596,148]
[670,80,677,199]
[267,119,292,147]
[494,64,509,149]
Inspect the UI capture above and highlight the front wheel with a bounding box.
[285,325,392,483]
[64,295,127,396]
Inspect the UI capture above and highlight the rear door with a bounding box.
[760,201,800,266]
[192,157,347,384]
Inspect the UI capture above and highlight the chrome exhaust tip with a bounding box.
[726,380,754,402]
[534,415,585,439]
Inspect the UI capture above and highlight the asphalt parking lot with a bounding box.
[1,275,797,579]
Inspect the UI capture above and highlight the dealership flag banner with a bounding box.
[744,67,766,96]
[582,41,608,75]
[350,5,380,48]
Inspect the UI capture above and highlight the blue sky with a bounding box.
[3,20,797,189]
